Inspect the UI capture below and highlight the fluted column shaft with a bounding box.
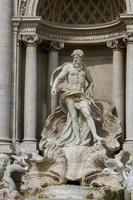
[107,39,125,130]
[0,0,13,152]
[22,35,39,152]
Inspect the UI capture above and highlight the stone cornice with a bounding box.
[120,14,133,26]
[37,18,126,43]
[12,17,41,35]
[40,19,122,30]
[12,17,127,44]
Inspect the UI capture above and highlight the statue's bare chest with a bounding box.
[68,66,86,78]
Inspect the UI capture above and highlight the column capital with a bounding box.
[40,41,64,51]
[21,34,42,47]
[107,38,126,50]
[125,32,133,43]
[50,41,64,51]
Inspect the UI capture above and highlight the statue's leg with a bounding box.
[81,106,103,142]
[66,98,80,144]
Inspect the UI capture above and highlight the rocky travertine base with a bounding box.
[24,185,124,200]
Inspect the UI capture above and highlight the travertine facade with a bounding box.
[4,0,133,153]
[1,0,133,199]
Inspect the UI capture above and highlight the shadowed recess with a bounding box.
[37,0,126,25]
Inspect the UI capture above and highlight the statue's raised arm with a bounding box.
[51,63,69,95]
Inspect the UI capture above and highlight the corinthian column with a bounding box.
[48,41,64,114]
[0,0,13,153]
[107,39,125,130]
[22,35,40,153]
[124,33,133,152]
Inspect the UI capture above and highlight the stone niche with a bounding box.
[36,43,113,138]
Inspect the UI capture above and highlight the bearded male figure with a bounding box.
[52,49,103,145]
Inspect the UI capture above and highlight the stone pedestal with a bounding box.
[0,0,13,153]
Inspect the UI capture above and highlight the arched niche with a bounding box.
[36,0,126,25]
[15,0,128,144]
[24,0,127,18]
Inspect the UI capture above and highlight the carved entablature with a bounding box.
[12,17,41,36]
[36,18,126,43]
[12,16,133,44]
[120,14,133,26]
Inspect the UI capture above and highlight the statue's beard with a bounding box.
[73,62,82,69]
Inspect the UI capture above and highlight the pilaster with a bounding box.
[123,32,133,152]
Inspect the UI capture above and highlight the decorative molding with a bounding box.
[120,14,133,25]
[120,14,133,43]
[37,19,126,43]
[12,18,21,33]
[20,0,27,16]
[12,17,41,35]
[11,17,128,44]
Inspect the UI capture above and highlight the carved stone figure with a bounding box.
[40,50,121,147]
[20,50,123,199]
[0,154,10,188]
[51,49,103,144]
[3,148,29,193]
[0,149,29,200]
